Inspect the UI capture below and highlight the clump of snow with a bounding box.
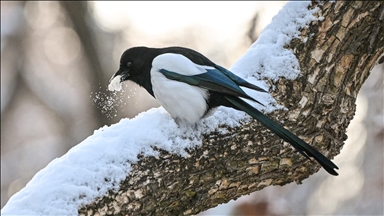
[108,75,123,91]
[1,1,321,215]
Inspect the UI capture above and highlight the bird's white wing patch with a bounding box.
[152,53,213,75]
[150,53,212,123]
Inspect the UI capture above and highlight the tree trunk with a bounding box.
[79,1,384,215]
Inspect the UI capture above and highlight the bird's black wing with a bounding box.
[214,65,267,93]
[159,68,264,106]
[162,46,267,93]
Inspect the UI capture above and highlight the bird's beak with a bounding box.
[109,69,129,91]
[109,69,129,83]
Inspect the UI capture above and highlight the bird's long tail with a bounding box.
[225,95,339,176]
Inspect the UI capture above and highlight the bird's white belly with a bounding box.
[150,70,209,124]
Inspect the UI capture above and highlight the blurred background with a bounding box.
[1,1,383,215]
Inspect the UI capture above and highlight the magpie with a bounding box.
[109,46,339,176]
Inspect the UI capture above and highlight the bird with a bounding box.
[109,46,339,176]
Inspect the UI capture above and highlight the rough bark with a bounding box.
[79,1,384,215]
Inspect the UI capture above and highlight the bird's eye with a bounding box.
[126,62,132,67]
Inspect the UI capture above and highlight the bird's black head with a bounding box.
[109,46,158,95]
[110,46,150,83]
